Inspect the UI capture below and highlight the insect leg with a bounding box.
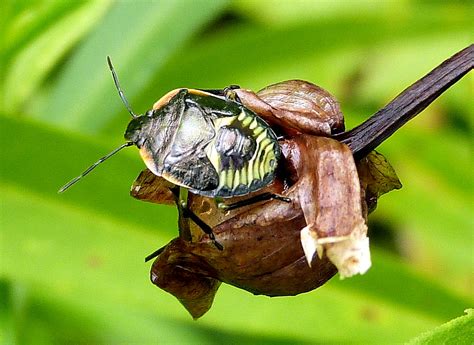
[144,244,167,262]
[218,192,291,212]
[172,187,224,250]
[178,186,189,209]
[181,207,224,251]
[199,85,240,97]
[223,85,242,104]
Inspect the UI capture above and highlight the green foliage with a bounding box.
[406,309,474,345]
[0,1,472,344]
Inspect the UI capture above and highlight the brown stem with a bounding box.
[335,44,473,159]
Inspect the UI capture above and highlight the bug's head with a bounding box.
[124,113,153,148]
[126,89,188,148]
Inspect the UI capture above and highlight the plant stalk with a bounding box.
[335,44,473,159]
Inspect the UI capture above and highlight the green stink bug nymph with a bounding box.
[60,57,281,199]
[128,88,281,198]
[59,57,289,249]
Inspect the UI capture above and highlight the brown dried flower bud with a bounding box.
[131,80,401,318]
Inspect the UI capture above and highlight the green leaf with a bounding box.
[232,0,397,25]
[406,309,474,345]
[0,115,178,236]
[0,1,82,59]
[2,1,111,113]
[373,127,472,292]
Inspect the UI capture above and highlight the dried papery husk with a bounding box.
[130,170,175,205]
[149,240,221,319]
[356,151,402,215]
[235,80,344,136]
[282,135,371,278]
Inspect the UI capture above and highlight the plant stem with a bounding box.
[335,44,473,159]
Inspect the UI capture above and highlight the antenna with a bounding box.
[58,142,134,193]
[107,56,137,118]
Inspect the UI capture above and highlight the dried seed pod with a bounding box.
[134,137,400,318]
[150,214,336,319]
[132,80,401,318]
[136,165,337,319]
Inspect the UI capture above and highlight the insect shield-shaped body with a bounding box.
[127,88,280,198]
[59,57,280,202]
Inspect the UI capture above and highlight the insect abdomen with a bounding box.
[203,109,280,197]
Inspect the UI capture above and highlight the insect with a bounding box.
[59,57,290,248]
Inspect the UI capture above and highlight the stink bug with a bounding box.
[59,57,290,247]
[125,87,281,199]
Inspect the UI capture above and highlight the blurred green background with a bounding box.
[0,1,472,344]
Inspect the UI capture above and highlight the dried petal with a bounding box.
[150,239,220,319]
[257,80,345,134]
[300,225,318,266]
[286,135,370,277]
[235,80,344,136]
[130,169,175,205]
[357,151,402,213]
[325,224,371,279]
